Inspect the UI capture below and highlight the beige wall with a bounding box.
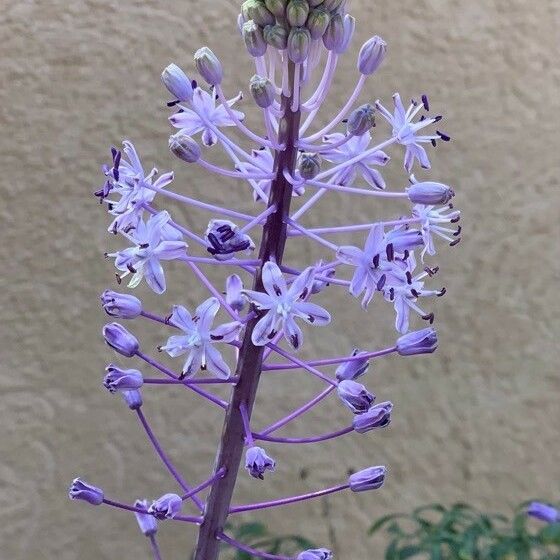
[1,0,559,558]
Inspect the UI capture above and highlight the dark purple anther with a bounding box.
[421,94,429,111]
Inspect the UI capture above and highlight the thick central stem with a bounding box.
[193,62,301,560]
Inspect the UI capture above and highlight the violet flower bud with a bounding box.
[68,478,104,505]
[527,502,560,524]
[121,389,143,410]
[205,219,255,260]
[101,290,142,319]
[161,63,193,102]
[298,152,322,180]
[134,499,158,536]
[407,181,455,205]
[353,401,393,433]
[322,13,344,51]
[349,465,387,492]
[102,322,139,357]
[337,380,375,414]
[242,0,276,27]
[297,549,333,560]
[264,0,287,18]
[397,327,438,356]
[358,35,387,75]
[346,103,376,136]
[335,14,355,54]
[335,348,370,381]
[286,0,309,27]
[287,27,311,63]
[243,20,268,57]
[264,24,289,50]
[169,132,201,163]
[306,8,331,40]
[226,274,245,312]
[194,47,223,86]
[103,364,144,393]
[148,493,182,520]
[245,446,276,479]
[250,75,275,108]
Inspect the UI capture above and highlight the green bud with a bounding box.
[306,8,330,39]
[298,152,322,180]
[286,0,309,27]
[287,27,311,63]
[169,133,201,163]
[264,0,287,17]
[347,104,376,136]
[264,24,289,50]
[322,12,344,51]
[242,0,276,27]
[194,47,223,85]
[250,75,276,108]
[243,20,267,57]
[308,0,324,6]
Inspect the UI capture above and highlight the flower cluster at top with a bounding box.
[72,1,461,559]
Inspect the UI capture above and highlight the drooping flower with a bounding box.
[68,478,104,505]
[297,549,333,560]
[322,131,389,189]
[412,203,461,259]
[102,323,139,357]
[107,211,187,294]
[335,348,370,381]
[376,93,449,172]
[396,327,438,356]
[160,297,241,379]
[242,261,331,349]
[121,388,143,410]
[337,380,375,414]
[100,290,142,319]
[527,502,560,524]
[348,465,387,492]
[245,446,276,480]
[205,219,255,260]
[353,401,393,433]
[169,86,244,147]
[103,364,144,393]
[149,493,182,520]
[225,274,245,313]
[134,499,158,536]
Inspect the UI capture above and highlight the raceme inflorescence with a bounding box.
[69,1,460,558]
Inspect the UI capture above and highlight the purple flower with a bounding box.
[337,380,375,414]
[527,502,560,524]
[397,327,438,356]
[412,203,461,259]
[149,493,182,519]
[100,290,142,319]
[353,401,393,433]
[236,146,275,202]
[322,131,389,189]
[205,219,255,260]
[245,446,276,480]
[121,389,143,410]
[226,274,245,312]
[297,549,333,560]
[102,322,139,357]
[161,63,193,102]
[348,466,386,492]
[358,35,387,75]
[103,364,143,393]
[169,87,243,147]
[376,93,447,172]
[107,211,187,294]
[335,348,370,381]
[242,261,331,349]
[68,478,104,505]
[407,179,454,205]
[160,297,241,379]
[194,47,223,85]
[134,499,158,536]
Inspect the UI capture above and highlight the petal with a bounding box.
[170,305,195,332]
[283,315,303,350]
[144,259,166,294]
[155,240,187,260]
[364,224,385,255]
[163,335,189,358]
[251,311,279,346]
[362,149,390,166]
[122,141,143,175]
[195,297,220,332]
[169,111,205,135]
[242,289,275,309]
[152,171,174,189]
[212,105,244,128]
[349,266,367,298]
[114,247,138,271]
[359,164,386,190]
[203,344,231,379]
[261,261,287,297]
[210,321,241,343]
[201,127,218,147]
[287,266,316,301]
[394,297,410,333]
[392,93,407,125]
[337,245,363,265]
[182,349,203,378]
[293,301,331,326]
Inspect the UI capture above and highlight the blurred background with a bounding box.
[1,0,559,558]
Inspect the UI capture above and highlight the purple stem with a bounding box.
[143,377,238,385]
[239,204,278,234]
[199,158,274,180]
[229,483,350,513]
[287,217,422,236]
[101,498,201,523]
[181,467,226,502]
[149,535,163,560]
[218,533,291,560]
[254,425,353,444]
[240,402,254,446]
[136,409,205,511]
[285,217,339,252]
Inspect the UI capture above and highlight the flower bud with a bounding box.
[335,14,355,54]
[297,549,333,560]
[353,401,393,433]
[243,20,268,57]
[169,132,201,163]
[397,327,438,356]
[407,181,454,205]
[103,364,143,393]
[337,380,375,414]
[68,478,104,505]
[194,47,223,85]
[287,27,311,63]
[347,103,376,136]
[308,0,324,5]
[134,499,158,536]
[161,63,193,101]
[250,75,276,108]
[205,219,255,261]
[264,24,289,50]
[149,493,182,519]
[322,13,344,51]
[322,0,344,10]
[265,0,287,18]
[245,446,276,479]
[336,349,370,381]
[306,8,331,40]
[287,0,309,27]
[101,290,142,319]
[298,152,322,180]
[349,466,386,492]
[528,502,560,524]
[242,0,276,26]
[103,322,139,357]
[226,274,245,312]
[121,389,143,410]
[358,35,387,75]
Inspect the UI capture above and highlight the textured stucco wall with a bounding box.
[1,0,559,558]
